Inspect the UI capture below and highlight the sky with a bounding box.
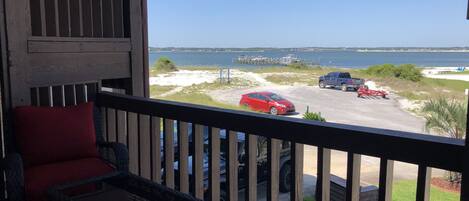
[147,0,469,48]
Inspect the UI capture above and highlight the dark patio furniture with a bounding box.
[1,102,129,201]
[47,172,201,201]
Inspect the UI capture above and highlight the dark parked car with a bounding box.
[239,92,295,115]
[170,127,292,201]
[319,72,364,91]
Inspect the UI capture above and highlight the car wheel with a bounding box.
[341,84,347,91]
[319,81,325,88]
[279,163,291,193]
[220,190,227,201]
[270,107,278,115]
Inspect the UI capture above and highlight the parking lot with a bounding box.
[209,85,445,199]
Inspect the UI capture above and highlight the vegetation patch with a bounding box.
[303,106,326,122]
[392,180,459,201]
[363,64,423,82]
[152,57,178,73]
[264,74,318,86]
[160,92,245,111]
[150,85,177,98]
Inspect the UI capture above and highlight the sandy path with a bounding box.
[425,74,469,81]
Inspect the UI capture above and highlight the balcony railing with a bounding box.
[96,91,466,201]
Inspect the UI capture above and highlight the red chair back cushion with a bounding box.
[14,102,99,167]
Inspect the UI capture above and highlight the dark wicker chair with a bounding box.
[0,107,129,201]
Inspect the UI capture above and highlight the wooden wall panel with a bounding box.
[28,52,130,86]
[28,38,131,53]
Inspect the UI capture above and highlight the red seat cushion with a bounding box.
[14,102,99,167]
[25,157,114,201]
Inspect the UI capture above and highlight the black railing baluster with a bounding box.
[378,158,394,201]
[416,166,431,201]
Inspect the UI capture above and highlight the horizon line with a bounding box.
[150,46,469,49]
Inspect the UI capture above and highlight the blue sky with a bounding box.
[147,0,469,48]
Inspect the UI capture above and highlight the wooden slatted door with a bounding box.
[3,0,148,108]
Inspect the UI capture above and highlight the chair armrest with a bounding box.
[1,153,24,201]
[97,142,129,172]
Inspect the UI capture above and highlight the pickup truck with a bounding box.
[318,72,364,91]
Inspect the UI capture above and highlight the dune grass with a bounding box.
[159,92,245,111]
[150,85,177,97]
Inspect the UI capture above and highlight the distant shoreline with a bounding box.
[150,47,469,53]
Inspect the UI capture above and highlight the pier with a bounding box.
[234,54,318,66]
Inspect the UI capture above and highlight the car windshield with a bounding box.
[267,93,284,101]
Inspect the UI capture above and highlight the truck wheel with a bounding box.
[341,84,347,91]
[319,81,325,88]
[279,163,291,193]
[270,107,278,115]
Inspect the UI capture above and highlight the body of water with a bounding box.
[149,50,469,68]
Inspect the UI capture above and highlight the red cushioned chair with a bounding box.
[1,102,128,201]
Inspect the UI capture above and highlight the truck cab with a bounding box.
[319,72,364,91]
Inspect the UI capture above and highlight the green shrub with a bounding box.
[364,64,422,82]
[303,106,326,122]
[153,57,178,72]
[365,64,396,77]
[395,64,423,82]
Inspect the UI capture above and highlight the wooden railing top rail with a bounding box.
[96,92,465,172]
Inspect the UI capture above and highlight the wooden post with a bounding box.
[267,139,280,201]
[178,121,189,193]
[316,147,331,201]
[4,0,32,107]
[163,119,174,189]
[346,153,361,201]
[226,131,238,201]
[150,117,161,183]
[291,143,304,201]
[245,134,257,201]
[193,124,204,199]
[209,127,221,201]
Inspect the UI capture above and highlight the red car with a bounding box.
[239,92,295,115]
